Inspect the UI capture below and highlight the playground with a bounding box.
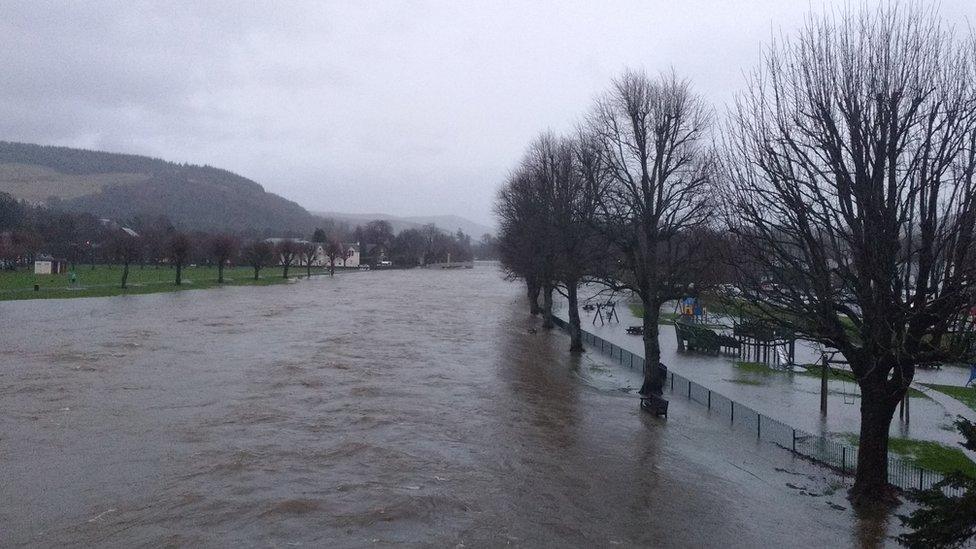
[562,288,976,476]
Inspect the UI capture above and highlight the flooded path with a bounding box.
[2,267,894,547]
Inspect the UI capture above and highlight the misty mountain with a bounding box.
[314,211,495,240]
[0,141,321,234]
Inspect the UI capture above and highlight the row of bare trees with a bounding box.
[497,3,976,507]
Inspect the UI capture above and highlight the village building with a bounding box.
[341,243,361,268]
[33,254,69,275]
[265,238,328,266]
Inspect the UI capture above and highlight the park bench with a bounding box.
[640,393,669,417]
[639,362,669,417]
[627,325,643,335]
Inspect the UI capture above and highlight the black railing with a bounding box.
[551,314,963,496]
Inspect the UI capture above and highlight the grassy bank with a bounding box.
[840,433,976,478]
[923,383,976,413]
[0,265,309,300]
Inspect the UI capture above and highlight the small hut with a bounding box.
[34,254,68,275]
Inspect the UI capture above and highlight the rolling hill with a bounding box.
[0,141,321,233]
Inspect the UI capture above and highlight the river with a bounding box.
[0,265,895,547]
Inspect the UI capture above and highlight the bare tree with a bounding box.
[518,132,604,350]
[209,234,238,283]
[167,232,192,286]
[300,241,319,278]
[275,239,299,279]
[725,4,976,503]
[496,167,553,318]
[111,231,140,289]
[242,240,274,280]
[324,238,348,276]
[586,69,716,396]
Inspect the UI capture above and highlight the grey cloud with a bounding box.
[1,0,973,226]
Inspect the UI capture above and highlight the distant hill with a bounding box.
[315,211,495,240]
[0,141,321,233]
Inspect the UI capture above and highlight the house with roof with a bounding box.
[340,243,361,268]
[264,238,327,266]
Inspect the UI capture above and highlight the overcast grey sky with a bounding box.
[1,1,973,226]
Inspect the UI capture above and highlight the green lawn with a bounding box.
[0,264,316,300]
[841,433,976,478]
[922,383,976,413]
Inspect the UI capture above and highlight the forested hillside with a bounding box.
[0,141,321,233]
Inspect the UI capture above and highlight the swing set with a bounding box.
[585,296,620,326]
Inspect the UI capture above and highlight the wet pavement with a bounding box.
[2,266,902,547]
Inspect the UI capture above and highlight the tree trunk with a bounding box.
[218,263,225,283]
[541,283,554,329]
[306,262,312,278]
[120,261,129,289]
[329,260,335,276]
[851,384,900,504]
[567,281,583,352]
[527,280,541,315]
[175,263,182,286]
[639,297,663,396]
[283,264,289,279]
[253,266,260,280]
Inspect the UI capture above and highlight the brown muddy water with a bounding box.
[1,266,896,547]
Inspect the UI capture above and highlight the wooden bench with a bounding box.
[626,325,644,335]
[640,393,669,417]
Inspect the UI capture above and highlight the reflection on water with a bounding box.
[1,266,894,547]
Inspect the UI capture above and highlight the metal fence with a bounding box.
[551,315,963,496]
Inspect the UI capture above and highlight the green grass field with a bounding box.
[923,383,976,413]
[841,433,976,478]
[0,264,315,300]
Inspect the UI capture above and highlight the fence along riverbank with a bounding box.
[550,314,963,496]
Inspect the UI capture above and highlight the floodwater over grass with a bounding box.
[563,289,976,456]
[1,265,895,546]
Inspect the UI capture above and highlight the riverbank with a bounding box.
[0,265,323,301]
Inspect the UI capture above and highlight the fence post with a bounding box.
[688,380,692,399]
[731,401,735,423]
[792,429,796,452]
[842,447,847,474]
[707,390,711,410]
[757,415,761,439]
[670,373,674,391]
[919,468,925,490]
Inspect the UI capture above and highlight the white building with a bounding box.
[341,243,361,268]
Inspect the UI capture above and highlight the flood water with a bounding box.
[1,266,895,547]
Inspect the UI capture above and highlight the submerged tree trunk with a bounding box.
[527,280,541,315]
[218,263,225,283]
[852,381,901,504]
[329,260,336,277]
[306,263,312,278]
[639,297,663,396]
[567,281,583,352]
[175,263,183,286]
[120,261,129,289]
[541,283,554,329]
